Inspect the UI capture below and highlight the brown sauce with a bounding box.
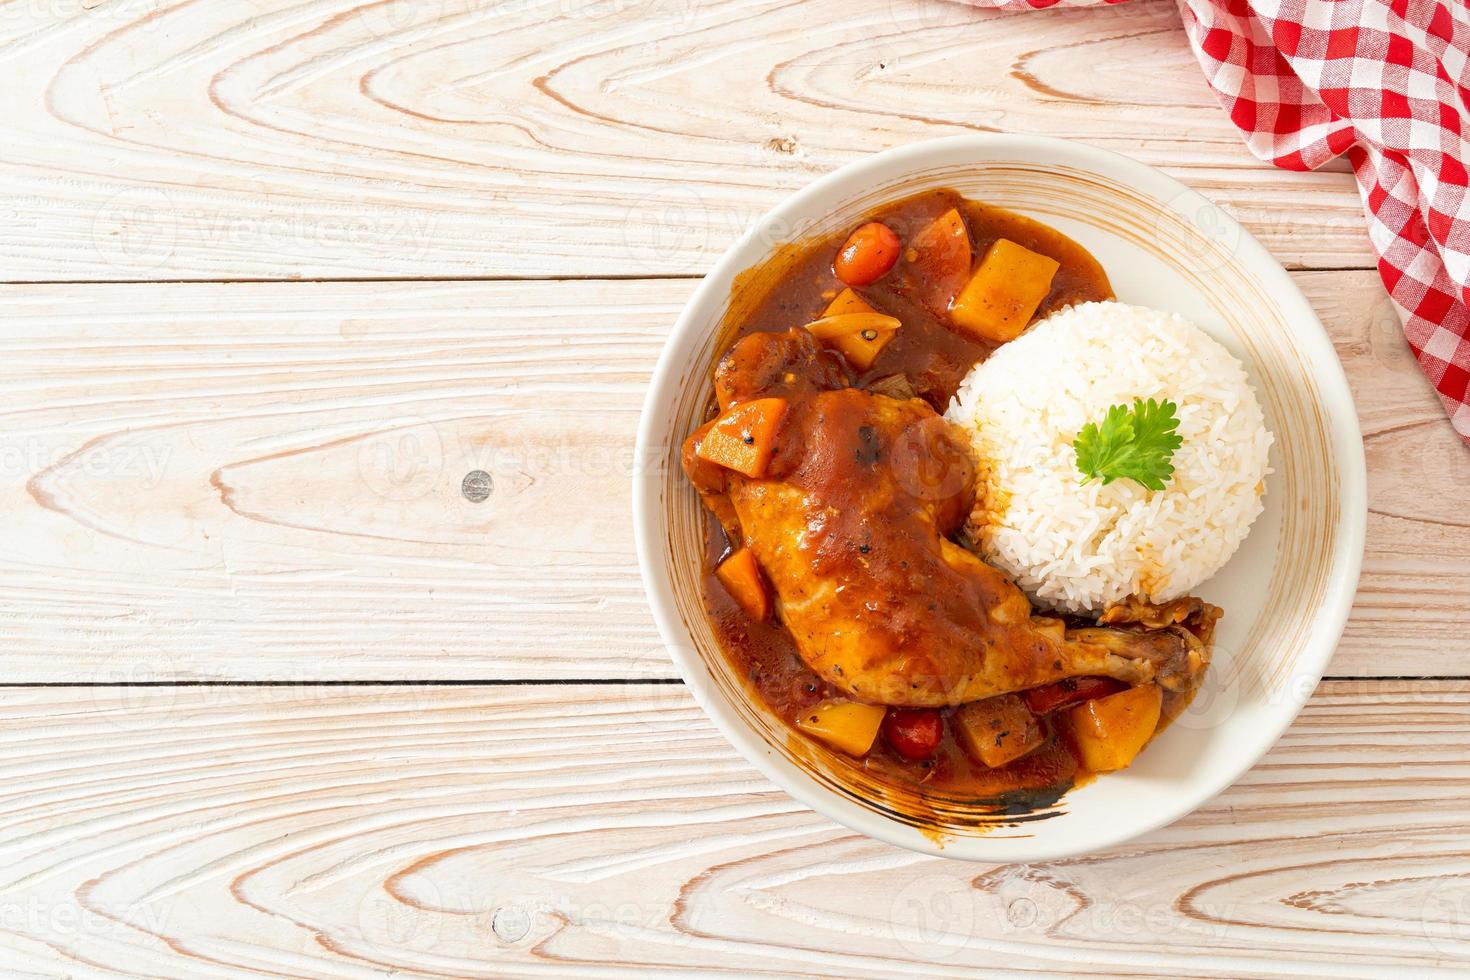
[724,189,1111,412]
[692,189,1190,811]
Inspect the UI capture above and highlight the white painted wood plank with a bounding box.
[0,278,681,682]
[0,273,1458,682]
[3,0,1370,281]
[0,681,1464,978]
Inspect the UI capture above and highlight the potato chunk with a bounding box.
[795,700,886,757]
[822,286,876,318]
[950,238,1060,343]
[1067,684,1163,773]
[953,693,1043,768]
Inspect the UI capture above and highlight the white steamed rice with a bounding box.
[944,301,1273,615]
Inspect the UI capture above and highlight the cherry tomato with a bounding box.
[834,222,901,286]
[1022,676,1126,715]
[882,708,944,760]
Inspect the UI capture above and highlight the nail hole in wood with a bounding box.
[462,470,493,502]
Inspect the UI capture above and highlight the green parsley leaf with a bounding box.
[1073,397,1183,491]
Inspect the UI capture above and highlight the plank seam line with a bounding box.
[0,274,710,287]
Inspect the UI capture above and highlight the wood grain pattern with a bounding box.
[4,1,1464,974]
[0,681,1464,978]
[0,272,1460,682]
[0,278,680,682]
[3,0,1372,282]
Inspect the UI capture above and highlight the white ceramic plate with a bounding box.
[633,135,1367,862]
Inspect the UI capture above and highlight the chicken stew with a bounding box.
[682,189,1220,810]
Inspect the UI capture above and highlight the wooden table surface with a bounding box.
[3,0,1469,976]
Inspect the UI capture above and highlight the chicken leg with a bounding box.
[685,329,1213,708]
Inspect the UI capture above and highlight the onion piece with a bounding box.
[804,312,901,340]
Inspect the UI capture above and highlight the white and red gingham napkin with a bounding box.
[964,0,1470,443]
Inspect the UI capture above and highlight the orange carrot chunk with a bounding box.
[715,547,772,621]
[694,397,788,478]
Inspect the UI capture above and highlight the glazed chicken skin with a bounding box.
[684,329,1211,708]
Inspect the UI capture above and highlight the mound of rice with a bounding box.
[945,301,1273,615]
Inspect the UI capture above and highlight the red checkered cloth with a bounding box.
[962,0,1470,443]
